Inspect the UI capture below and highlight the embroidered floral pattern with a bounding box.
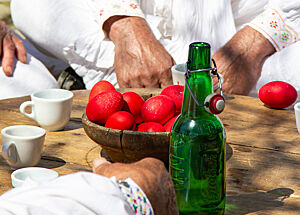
[270,21,278,29]
[99,9,104,16]
[281,32,289,41]
[113,4,121,9]
[248,9,299,51]
[98,0,144,24]
[130,3,138,9]
[118,179,153,215]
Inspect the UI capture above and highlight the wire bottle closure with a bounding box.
[185,58,224,107]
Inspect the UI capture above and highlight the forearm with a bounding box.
[104,16,158,47]
[215,26,275,67]
[213,26,276,95]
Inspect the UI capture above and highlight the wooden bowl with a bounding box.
[81,90,170,165]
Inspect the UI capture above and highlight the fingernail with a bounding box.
[93,158,105,167]
[21,56,27,63]
[6,66,12,76]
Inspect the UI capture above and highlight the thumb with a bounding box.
[92,158,111,173]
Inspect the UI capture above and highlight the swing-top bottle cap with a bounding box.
[205,93,225,114]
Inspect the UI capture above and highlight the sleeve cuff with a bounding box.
[98,0,145,39]
[247,8,299,51]
[117,178,154,215]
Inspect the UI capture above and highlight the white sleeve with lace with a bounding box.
[247,0,300,51]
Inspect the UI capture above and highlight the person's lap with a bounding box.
[0,54,59,100]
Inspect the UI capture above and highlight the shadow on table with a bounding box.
[226,144,233,161]
[226,188,296,214]
[37,156,66,169]
[61,118,83,131]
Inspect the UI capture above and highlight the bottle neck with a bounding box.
[181,70,213,116]
[181,42,213,117]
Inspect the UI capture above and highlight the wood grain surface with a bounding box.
[0,89,299,214]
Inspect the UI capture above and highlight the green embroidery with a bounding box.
[113,4,121,9]
[281,33,290,41]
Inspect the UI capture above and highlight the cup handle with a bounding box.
[212,73,224,91]
[2,142,17,164]
[20,101,35,120]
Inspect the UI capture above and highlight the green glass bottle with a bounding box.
[169,42,226,215]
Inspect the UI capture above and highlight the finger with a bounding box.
[0,36,3,57]
[92,158,111,173]
[136,157,165,170]
[143,78,160,88]
[140,74,160,88]
[2,33,15,76]
[130,77,146,88]
[0,21,6,57]
[12,35,27,64]
[159,71,173,89]
[117,79,129,88]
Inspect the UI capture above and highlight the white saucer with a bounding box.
[11,167,59,188]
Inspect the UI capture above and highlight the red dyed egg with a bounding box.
[258,81,297,109]
[163,114,179,132]
[105,111,136,131]
[160,85,184,113]
[86,90,124,124]
[89,80,116,101]
[122,91,145,124]
[137,122,166,132]
[141,95,176,124]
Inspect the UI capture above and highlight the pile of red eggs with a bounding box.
[86,80,184,132]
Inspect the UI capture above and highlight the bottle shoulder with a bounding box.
[172,114,225,136]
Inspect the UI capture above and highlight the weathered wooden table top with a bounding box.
[0,89,299,214]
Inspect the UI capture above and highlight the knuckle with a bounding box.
[15,39,24,47]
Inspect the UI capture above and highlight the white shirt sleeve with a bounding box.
[247,0,300,51]
[0,172,134,215]
[93,0,145,39]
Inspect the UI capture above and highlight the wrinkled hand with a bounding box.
[93,157,178,215]
[104,16,175,88]
[0,20,27,76]
[213,26,275,95]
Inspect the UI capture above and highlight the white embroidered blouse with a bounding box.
[11,0,300,91]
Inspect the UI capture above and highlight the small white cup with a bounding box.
[20,89,73,131]
[171,63,224,91]
[294,102,300,134]
[1,125,46,169]
[11,167,59,188]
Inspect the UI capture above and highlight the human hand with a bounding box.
[0,20,27,76]
[213,26,275,95]
[93,157,178,215]
[104,16,175,88]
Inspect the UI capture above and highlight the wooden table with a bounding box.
[0,89,300,214]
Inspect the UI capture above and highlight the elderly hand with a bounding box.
[0,20,27,76]
[93,157,178,215]
[213,26,276,95]
[104,16,175,88]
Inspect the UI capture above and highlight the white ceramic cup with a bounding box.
[1,125,46,169]
[11,167,59,188]
[20,89,73,131]
[294,102,300,134]
[171,63,224,91]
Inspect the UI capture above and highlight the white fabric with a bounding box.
[10,0,300,95]
[0,172,134,215]
[0,53,59,100]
